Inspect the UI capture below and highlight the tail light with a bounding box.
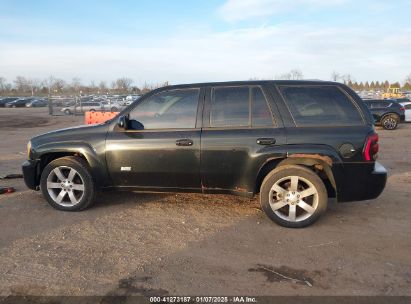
[399,106,405,112]
[363,132,379,161]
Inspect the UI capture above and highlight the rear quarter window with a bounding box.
[278,86,364,126]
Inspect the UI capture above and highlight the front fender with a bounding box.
[32,141,109,187]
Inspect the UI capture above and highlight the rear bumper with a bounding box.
[22,160,40,190]
[364,162,387,199]
[336,161,387,202]
[400,114,405,122]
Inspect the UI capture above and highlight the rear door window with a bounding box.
[210,87,250,127]
[210,86,275,128]
[278,86,363,126]
[252,87,274,127]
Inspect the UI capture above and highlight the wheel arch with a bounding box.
[381,112,400,120]
[255,155,337,198]
[34,143,109,188]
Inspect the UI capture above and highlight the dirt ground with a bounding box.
[0,108,410,297]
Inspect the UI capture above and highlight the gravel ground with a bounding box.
[0,108,410,296]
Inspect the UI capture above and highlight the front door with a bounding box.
[106,88,203,190]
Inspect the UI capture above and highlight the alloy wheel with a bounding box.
[46,166,85,207]
[269,175,319,222]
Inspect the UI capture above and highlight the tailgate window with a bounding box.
[279,86,364,126]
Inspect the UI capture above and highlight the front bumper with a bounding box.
[22,160,40,190]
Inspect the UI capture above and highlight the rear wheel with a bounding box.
[381,114,399,130]
[64,109,71,115]
[40,156,95,211]
[260,165,327,228]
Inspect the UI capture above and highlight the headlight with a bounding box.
[27,141,32,159]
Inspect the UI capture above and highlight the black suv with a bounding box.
[363,99,405,130]
[22,81,387,228]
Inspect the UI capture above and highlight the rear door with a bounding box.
[200,85,286,194]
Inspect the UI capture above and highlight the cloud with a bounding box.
[218,0,347,22]
[1,24,410,84]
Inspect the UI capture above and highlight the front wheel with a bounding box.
[381,114,399,130]
[260,165,327,228]
[40,156,95,211]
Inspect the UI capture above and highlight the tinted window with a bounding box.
[210,87,249,127]
[279,86,363,126]
[252,87,273,127]
[129,89,199,129]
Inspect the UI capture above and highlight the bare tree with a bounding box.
[0,77,6,92]
[89,80,97,93]
[405,73,411,85]
[42,76,56,95]
[14,76,29,93]
[341,74,353,84]
[27,78,41,96]
[276,72,291,80]
[71,77,82,94]
[115,77,133,92]
[52,79,66,93]
[290,69,303,80]
[331,71,341,82]
[99,81,107,92]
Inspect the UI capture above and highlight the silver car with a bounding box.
[61,102,103,115]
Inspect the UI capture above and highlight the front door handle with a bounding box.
[257,138,276,146]
[176,139,194,146]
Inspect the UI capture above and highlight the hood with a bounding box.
[31,123,109,147]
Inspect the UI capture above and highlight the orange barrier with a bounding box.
[85,111,119,125]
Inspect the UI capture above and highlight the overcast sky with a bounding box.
[0,0,410,86]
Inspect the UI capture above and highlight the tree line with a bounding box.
[1,72,411,96]
[0,76,169,96]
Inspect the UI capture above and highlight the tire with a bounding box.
[64,109,71,115]
[40,156,96,211]
[260,165,327,228]
[381,114,399,130]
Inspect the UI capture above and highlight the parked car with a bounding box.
[399,101,411,122]
[363,99,405,130]
[392,98,411,104]
[22,81,387,228]
[61,102,103,115]
[101,100,123,112]
[5,98,34,108]
[26,99,48,107]
[0,97,19,107]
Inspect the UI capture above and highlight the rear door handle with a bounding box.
[257,138,276,146]
[176,139,194,146]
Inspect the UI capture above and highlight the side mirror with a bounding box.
[117,115,128,129]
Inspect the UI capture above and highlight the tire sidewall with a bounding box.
[40,157,95,211]
[382,115,398,130]
[260,165,327,228]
